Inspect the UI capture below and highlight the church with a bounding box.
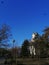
[28,32,40,56]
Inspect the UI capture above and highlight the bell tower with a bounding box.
[31,33,36,42]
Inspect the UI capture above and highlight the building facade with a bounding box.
[28,32,40,56]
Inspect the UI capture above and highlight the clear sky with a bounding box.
[0,0,49,46]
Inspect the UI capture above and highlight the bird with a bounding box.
[1,0,4,4]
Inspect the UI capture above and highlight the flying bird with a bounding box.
[1,0,4,4]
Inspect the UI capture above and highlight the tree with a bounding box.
[21,40,30,57]
[42,27,49,57]
[35,27,49,58]
[37,36,48,58]
[0,24,12,57]
[0,24,12,48]
[34,33,47,58]
[43,27,49,43]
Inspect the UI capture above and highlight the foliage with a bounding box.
[21,40,30,57]
[35,27,49,58]
[42,27,49,57]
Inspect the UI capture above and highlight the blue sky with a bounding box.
[0,0,49,46]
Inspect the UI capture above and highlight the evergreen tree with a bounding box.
[21,40,30,57]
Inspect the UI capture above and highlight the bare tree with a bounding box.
[0,24,12,48]
[0,24,12,58]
